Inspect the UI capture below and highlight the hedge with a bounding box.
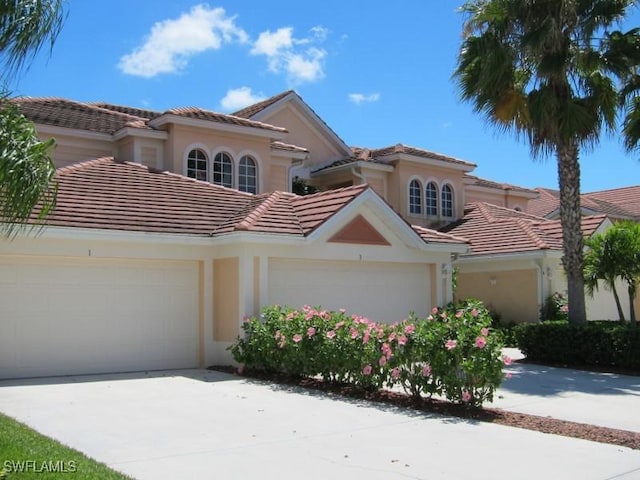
[514,321,640,370]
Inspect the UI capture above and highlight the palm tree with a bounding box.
[454,0,640,324]
[584,231,626,321]
[0,0,66,235]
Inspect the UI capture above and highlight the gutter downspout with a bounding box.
[534,259,544,321]
[351,166,365,185]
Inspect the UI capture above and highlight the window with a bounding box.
[426,182,438,216]
[186,149,208,181]
[238,155,258,194]
[409,179,422,215]
[441,184,454,217]
[213,152,233,188]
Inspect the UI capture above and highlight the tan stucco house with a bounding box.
[1,90,636,379]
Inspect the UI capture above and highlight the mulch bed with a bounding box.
[208,364,640,451]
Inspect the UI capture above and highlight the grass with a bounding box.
[0,413,133,479]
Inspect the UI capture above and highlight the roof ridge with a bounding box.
[517,219,550,250]
[235,191,291,231]
[56,156,115,175]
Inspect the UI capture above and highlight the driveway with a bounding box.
[0,369,639,480]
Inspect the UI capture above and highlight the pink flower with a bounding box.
[388,332,397,342]
[379,356,387,367]
[462,390,472,403]
[445,339,457,350]
[362,330,371,344]
[475,336,486,349]
[243,315,251,323]
[274,330,282,340]
[335,321,345,329]
[505,372,513,379]
[326,330,336,339]
[455,310,464,318]
[381,343,393,359]
[391,367,401,380]
[278,338,286,349]
[481,327,489,337]
[362,364,372,376]
[339,308,346,313]
[422,364,432,377]
[397,335,407,346]
[377,329,385,339]
[471,308,479,317]
[293,334,303,343]
[350,327,359,339]
[560,305,569,313]
[502,355,512,366]
[431,307,439,314]
[404,324,415,335]
[307,326,316,337]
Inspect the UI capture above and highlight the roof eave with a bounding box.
[385,153,476,172]
[35,124,114,141]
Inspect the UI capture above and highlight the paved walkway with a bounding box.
[0,366,639,480]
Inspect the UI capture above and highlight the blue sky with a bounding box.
[11,1,640,192]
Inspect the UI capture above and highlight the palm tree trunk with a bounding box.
[611,283,625,322]
[557,142,587,325]
[629,283,637,324]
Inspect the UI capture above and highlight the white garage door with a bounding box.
[268,259,430,323]
[0,256,199,379]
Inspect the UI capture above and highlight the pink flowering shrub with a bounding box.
[230,299,506,406]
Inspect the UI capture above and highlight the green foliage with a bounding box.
[291,176,318,196]
[584,221,640,322]
[539,292,569,322]
[515,321,640,370]
[230,299,507,407]
[0,0,67,81]
[0,100,57,235]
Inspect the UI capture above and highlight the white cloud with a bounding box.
[219,86,266,112]
[118,5,248,77]
[251,25,328,84]
[348,93,381,105]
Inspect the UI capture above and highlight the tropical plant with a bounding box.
[0,0,66,235]
[454,0,640,324]
[584,221,640,322]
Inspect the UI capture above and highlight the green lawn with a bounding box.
[0,413,133,479]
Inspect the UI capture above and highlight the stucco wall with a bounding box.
[457,269,539,324]
[45,133,114,168]
[213,257,240,342]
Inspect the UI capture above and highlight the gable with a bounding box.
[247,93,351,166]
[328,214,391,246]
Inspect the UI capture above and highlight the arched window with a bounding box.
[441,184,454,217]
[238,155,258,194]
[426,182,438,216]
[213,152,233,188]
[409,179,422,215]
[186,148,208,181]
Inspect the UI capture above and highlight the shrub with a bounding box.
[230,299,507,407]
[539,292,569,321]
[514,321,640,370]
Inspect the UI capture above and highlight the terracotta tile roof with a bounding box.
[89,102,162,120]
[351,144,476,168]
[441,202,606,256]
[412,226,469,244]
[292,184,369,235]
[528,186,640,220]
[464,174,538,194]
[232,90,295,118]
[24,158,463,248]
[13,97,286,136]
[163,107,286,133]
[271,141,309,153]
[12,97,150,135]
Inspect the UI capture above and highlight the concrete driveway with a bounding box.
[1,369,639,480]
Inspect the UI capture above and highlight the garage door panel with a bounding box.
[269,259,430,323]
[0,256,199,379]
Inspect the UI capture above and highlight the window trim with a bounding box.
[408,178,423,216]
[441,182,455,218]
[238,154,258,194]
[425,180,439,217]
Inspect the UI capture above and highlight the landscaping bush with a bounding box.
[514,321,640,370]
[230,299,508,407]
